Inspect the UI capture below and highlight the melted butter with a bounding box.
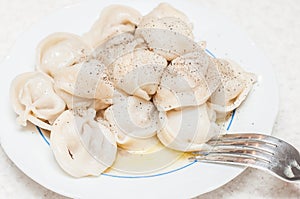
[106,142,191,175]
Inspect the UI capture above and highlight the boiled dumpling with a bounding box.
[104,91,160,138]
[208,59,256,117]
[157,104,220,152]
[135,3,199,61]
[50,108,117,177]
[110,49,167,100]
[102,117,160,153]
[92,32,145,67]
[136,17,197,61]
[54,59,114,110]
[142,3,193,29]
[104,91,160,152]
[54,88,111,111]
[137,16,193,41]
[10,72,66,131]
[36,32,91,77]
[83,5,142,48]
[154,50,221,111]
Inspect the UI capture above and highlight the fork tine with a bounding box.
[192,147,272,163]
[209,133,279,146]
[205,140,276,154]
[189,153,269,168]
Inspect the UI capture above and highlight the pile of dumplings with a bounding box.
[10,3,256,177]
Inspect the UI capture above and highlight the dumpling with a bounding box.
[92,32,145,67]
[135,3,198,61]
[135,17,197,61]
[36,32,91,77]
[83,5,142,48]
[110,49,167,100]
[137,16,193,40]
[50,108,117,177]
[154,50,221,111]
[142,2,193,29]
[54,59,114,110]
[54,88,111,111]
[157,104,220,152]
[10,72,66,131]
[104,91,160,152]
[208,59,257,117]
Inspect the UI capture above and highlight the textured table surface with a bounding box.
[1,0,300,198]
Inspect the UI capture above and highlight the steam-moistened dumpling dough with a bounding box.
[208,59,256,115]
[83,5,142,48]
[154,50,221,111]
[135,3,198,61]
[36,33,91,77]
[110,49,167,100]
[157,104,219,152]
[54,59,114,110]
[10,72,66,131]
[92,33,145,67]
[104,92,160,152]
[50,109,117,177]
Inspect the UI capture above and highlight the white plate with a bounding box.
[0,0,279,198]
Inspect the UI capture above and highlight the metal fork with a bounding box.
[189,133,300,182]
